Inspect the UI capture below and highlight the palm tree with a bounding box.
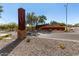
[35,15,47,30]
[0,5,3,18]
[26,12,37,31]
[26,12,47,30]
[26,12,35,25]
[38,15,47,24]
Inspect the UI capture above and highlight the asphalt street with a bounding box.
[37,27,79,41]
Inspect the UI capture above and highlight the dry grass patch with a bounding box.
[0,34,12,40]
[58,43,65,49]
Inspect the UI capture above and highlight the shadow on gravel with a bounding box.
[38,30,52,34]
[0,38,24,56]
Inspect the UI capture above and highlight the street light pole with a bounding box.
[65,3,68,31]
[66,3,68,30]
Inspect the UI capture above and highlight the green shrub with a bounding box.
[64,27,70,32]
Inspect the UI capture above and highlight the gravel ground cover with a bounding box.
[9,36,79,56]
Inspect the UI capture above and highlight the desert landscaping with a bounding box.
[0,3,79,56]
[0,27,79,56]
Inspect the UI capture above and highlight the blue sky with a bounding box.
[0,3,79,25]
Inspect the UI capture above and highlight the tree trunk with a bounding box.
[36,21,38,30]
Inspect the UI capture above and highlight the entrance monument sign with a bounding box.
[18,8,26,39]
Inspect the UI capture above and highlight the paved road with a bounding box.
[37,27,79,41]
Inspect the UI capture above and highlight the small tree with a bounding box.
[50,21,66,26]
[74,23,79,27]
[7,23,17,31]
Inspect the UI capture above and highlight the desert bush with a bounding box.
[0,23,18,31]
[26,38,30,42]
[0,37,3,40]
[64,27,70,32]
[58,43,65,49]
[0,34,12,40]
